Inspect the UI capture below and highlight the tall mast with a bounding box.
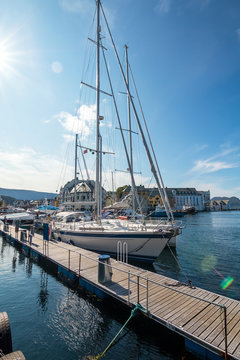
[101,5,173,223]
[125,45,135,217]
[74,133,78,209]
[95,0,101,223]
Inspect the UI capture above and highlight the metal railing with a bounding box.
[0,222,229,359]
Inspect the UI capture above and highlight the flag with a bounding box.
[83,149,88,154]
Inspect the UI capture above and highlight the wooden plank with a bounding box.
[149,290,191,316]
[225,329,240,355]
[105,280,131,298]
[203,300,239,344]
[233,342,240,359]
[185,298,231,336]
[161,291,211,322]
[172,293,220,328]
[218,311,240,353]
[192,306,228,342]
[213,304,240,347]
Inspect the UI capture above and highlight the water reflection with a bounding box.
[49,289,111,356]
[37,269,49,312]
[154,246,182,278]
[25,257,33,277]
[18,252,25,265]
[1,239,7,259]
[12,249,17,272]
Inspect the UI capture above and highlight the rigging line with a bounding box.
[100,41,145,223]
[75,11,96,118]
[77,158,84,180]
[166,242,192,285]
[100,3,173,225]
[78,138,90,180]
[56,141,72,192]
[80,6,97,84]
[57,4,96,193]
[128,62,174,222]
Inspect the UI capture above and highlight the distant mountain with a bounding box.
[0,188,57,201]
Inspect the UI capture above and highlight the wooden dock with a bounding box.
[1,223,240,360]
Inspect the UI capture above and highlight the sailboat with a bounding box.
[52,0,181,262]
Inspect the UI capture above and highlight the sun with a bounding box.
[0,31,28,91]
[0,33,23,80]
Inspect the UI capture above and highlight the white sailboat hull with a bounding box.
[52,220,174,262]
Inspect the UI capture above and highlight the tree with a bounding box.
[115,185,127,200]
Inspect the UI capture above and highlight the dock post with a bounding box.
[223,306,228,360]
[137,276,140,304]
[146,278,149,312]
[128,271,130,304]
[68,249,71,269]
[78,253,81,275]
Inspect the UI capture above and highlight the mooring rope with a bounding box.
[94,303,146,359]
[165,242,195,288]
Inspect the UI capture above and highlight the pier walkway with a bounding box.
[1,223,240,360]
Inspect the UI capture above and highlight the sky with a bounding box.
[0,0,240,198]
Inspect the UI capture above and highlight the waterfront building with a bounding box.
[121,186,208,213]
[120,185,150,213]
[210,197,240,211]
[59,179,106,211]
[210,200,229,211]
[169,188,205,211]
[120,186,208,213]
[199,190,211,211]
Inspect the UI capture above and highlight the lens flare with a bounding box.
[201,255,217,272]
[220,276,234,290]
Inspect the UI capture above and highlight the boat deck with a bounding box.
[1,223,240,360]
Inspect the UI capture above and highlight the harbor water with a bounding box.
[0,211,239,359]
[154,211,240,301]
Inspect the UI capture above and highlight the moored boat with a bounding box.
[149,206,185,218]
[0,212,35,228]
[52,0,181,262]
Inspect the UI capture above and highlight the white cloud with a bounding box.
[0,147,73,192]
[195,144,208,152]
[155,0,171,14]
[55,104,96,138]
[62,134,75,143]
[190,144,239,174]
[191,159,237,174]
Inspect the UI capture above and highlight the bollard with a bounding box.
[98,255,112,284]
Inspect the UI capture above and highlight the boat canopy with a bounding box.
[0,212,35,221]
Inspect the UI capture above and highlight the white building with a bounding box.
[59,179,106,211]
[199,190,211,211]
[171,188,205,211]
